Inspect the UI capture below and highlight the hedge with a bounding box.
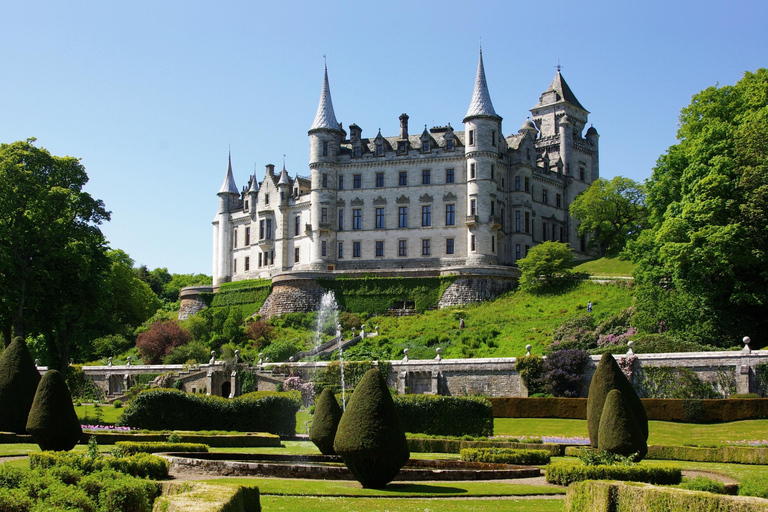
[114,441,209,455]
[489,397,768,423]
[317,276,456,314]
[30,451,169,480]
[80,431,281,448]
[647,445,768,465]
[155,482,261,512]
[545,460,682,486]
[117,389,301,437]
[460,448,551,465]
[565,480,768,512]
[394,394,493,437]
[408,437,565,455]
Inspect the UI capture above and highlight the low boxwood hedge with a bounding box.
[117,389,301,437]
[460,448,551,465]
[545,460,681,486]
[114,441,209,455]
[394,395,493,437]
[408,436,564,455]
[566,444,768,465]
[565,480,768,512]
[489,397,587,419]
[30,451,169,480]
[80,431,281,448]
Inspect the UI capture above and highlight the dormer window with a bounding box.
[376,144,383,155]
[446,138,454,150]
[398,141,407,153]
[354,146,361,157]
[422,141,430,152]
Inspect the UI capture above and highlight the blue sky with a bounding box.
[1,1,765,275]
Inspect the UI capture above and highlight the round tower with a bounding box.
[214,153,239,284]
[463,49,502,266]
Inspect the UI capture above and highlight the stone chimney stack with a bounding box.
[399,113,409,140]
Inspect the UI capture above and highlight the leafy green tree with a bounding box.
[630,68,768,347]
[517,241,579,292]
[570,176,647,256]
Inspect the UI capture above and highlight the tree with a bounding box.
[517,241,580,292]
[630,69,768,347]
[136,320,193,364]
[26,369,82,451]
[570,176,647,257]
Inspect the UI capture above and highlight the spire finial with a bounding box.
[323,54,327,69]
[282,154,286,170]
[556,59,563,73]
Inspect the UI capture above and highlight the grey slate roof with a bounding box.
[248,174,259,193]
[310,66,340,131]
[277,167,291,186]
[464,49,499,120]
[218,153,238,195]
[537,71,587,111]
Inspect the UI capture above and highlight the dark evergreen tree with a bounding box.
[597,388,647,459]
[587,353,648,449]
[333,368,409,488]
[26,370,82,451]
[309,388,343,455]
[0,337,41,433]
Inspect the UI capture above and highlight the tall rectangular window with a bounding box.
[295,216,301,237]
[543,221,548,241]
[515,244,521,260]
[446,168,454,183]
[491,164,495,180]
[515,211,521,232]
[376,172,384,187]
[322,142,328,156]
[422,205,431,227]
[322,173,328,188]
[491,236,495,253]
[398,240,407,256]
[399,171,407,186]
[245,227,250,245]
[469,130,475,145]
[234,258,237,273]
[375,241,384,257]
[270,250,274,265]
[294,247,300,263]
[491,130,496,146]
[321,240,327,256]
[234,228,238,248]
[524,177,530,192]
[245,256,249,271]
[398,207,408,228]
[446,238,454,254]
[376,144,383,155]
[321,207,328,222]
[353,174,361,189]
[258,253,262,267]
[376,207,385,229]
[338,209,344,231]
[259,220,265,239]
[556,193,562,208]
[422,239,431,256]
[470,199,476,216]
[265,194,269,205]
[352,209,362,230]
[445,204,455,226]
[543,189,548,204]
[266,219,272,239]
[560,226,564,242]
[338,242,343,258]
[525,212,530,233]
[353,241,361,258]
[553,224,557,241]
[446,138,454,150]
[470,163,476,179]
[471,235,476,252]
[515,176,521,191]
[422,169,430,184]
[339,175,344,189]
[491,201,495,216]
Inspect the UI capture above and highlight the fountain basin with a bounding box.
[162,452,542,481]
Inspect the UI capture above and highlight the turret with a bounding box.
[247,171,259,217]
[213,153,239,284]
[586,125,600,181]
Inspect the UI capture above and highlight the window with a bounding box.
[353,241,361,258]
[543,221,548,241]
[399,171,407,186]
[352,209,361,230]
[501,208,505,230]
[295,216,301,237]
[376,207,385,229]
[322,173,328,188]
[321,240,327,256]
[375,241,384,257]
[244,200,249,211]
[553,224,557,241]
[376,172,384,187]
[398,207,408,228]
[471,235,476,251]
[515,211,521,232]
[265,194,269,205]
[560,226,564,242]
[321,207,328,222]
[556,194,562,208]
[259,220,265,239]
[234,228,238,248]
[470,199,476,216]
[524,177,530,192]
[525,212,530,233]
[376,144,383,155]
[258,253,262,267]
[234,258,237,273]
[515,244,521,260]
[266,219,272,239]
[469,129,475,145]
[446,238,454,254]
[491,164,494,180]
[422,205,431,227]
[445,204,455,226]
[353,174,361,189]
[446,139,454,150]
[353,146,361,157]
[446,168,454,183]
[245,227,250,245]
[491,130,496,146]
[422,239,431,256]
[398,240,407,256]
[338,175,344,190]
[491,236,495,253]
[338,209,344,231]
[580,168,585,181]
[338,242,343,258]
[422,169,430,184]
[294,247,300,263]
[543,189,548,204]
[490,201,495,216]
[323,141,328,156]
[470,163,476,179]
[245,256,249,271]
[270,250,274,265]
[423,140,430,152]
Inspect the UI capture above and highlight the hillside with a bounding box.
[572,256,636,277]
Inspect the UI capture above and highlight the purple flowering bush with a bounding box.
[542,349,591,397]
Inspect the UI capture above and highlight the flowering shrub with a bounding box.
[597,327,637,347]
[541,349,591,397]
[617,355,638,381]
[283,375,315,407]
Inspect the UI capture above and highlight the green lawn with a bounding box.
[260,496,563,512]
[75,404,124,425]
[572,257,636,277]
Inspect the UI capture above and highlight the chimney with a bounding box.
[399,113,409,140]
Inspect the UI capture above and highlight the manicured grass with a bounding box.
[260,496,563,511]
[296,408,312,434]
[75,403,124,425]
[572,257,636,277]
[0,443,113,457]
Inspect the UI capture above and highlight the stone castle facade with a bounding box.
[212,51,599,285]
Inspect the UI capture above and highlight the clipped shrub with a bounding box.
[408,436,564,455]
[545,460,681,486]
[460,448,550,465]
[26,370,82,451]
[597,389,647,458]
[739,473,768,499]
[79,469,160,512]
[0,336,41,434]
[30,451,169,480]
[680,476,728,495]
[587,352,648,451]
[334,368,410,488]
[309,388,342,455]
[113,441,209,455]
[489,397,587,419]
[394,394,493,437]
[647,445,768,465]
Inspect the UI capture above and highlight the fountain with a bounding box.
[314,291,346,410]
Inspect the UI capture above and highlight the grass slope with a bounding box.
[572,257,636,277]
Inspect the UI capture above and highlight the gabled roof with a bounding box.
[309,66,340,132]
[464,49,500,121]
[218,153,238,195]
[537,71,587,111]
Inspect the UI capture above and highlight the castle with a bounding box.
[212,51,598,285]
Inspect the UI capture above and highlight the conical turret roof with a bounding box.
[464,49,499,121]
[277,166,291,186]
[310,65,340,132]
[218,152,238,195]
[248,173,259,193]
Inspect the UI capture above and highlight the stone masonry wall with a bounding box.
[438,277,515,308]
[257,279,325,319]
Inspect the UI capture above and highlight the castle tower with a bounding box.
[463,48,502,265]
[308,65,342,270]
[213,152,239,284]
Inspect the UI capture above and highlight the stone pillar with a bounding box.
[397,371,406,395]
[230,370,238,399]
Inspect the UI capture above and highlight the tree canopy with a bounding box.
[629,69,768,347]
[570,176,648,257]
[517,241,580,292]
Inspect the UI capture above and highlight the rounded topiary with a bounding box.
[26,370,83,451]
[309,388,343,455]
[587,353,647,449]
[333,368,410,488]
[0,337,42,433]
[597,388,647,458]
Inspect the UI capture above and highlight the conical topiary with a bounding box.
[587,353,648,449]
[333,368,410,488]
[310,388,343,455]
[0,337,42,433]
[597,388,647,458]
[26,370,83,451]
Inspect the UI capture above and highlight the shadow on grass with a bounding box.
[380,483,468,494]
